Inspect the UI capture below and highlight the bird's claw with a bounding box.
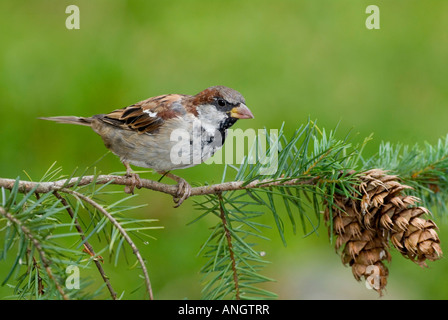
[124,172,142,195]
[173,179,192,208]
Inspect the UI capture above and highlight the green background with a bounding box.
[1,0,448,299]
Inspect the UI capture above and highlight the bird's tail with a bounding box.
[39,116,93,127]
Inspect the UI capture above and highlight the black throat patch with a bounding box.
[218,117,237,144]
[220,117,237,131]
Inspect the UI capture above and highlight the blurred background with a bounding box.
[1,0,448,299]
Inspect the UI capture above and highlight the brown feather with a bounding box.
[98,94,188,134]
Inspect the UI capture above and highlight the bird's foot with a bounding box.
[124,172,142,195]
[173,178,192,208]
[159,171,191,207]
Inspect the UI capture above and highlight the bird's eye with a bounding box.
[217,99,226,107]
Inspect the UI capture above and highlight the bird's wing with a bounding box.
[99,94,187,134]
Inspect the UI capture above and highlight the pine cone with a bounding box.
[324,169,442,295]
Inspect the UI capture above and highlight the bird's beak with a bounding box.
[230,103,254,119]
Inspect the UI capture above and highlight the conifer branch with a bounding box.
[0,175,317,198]
[217,193,240,300]
[0,206,68,300]
[58,188,154,300]
[32,256,45,296]
[53,191,117,300]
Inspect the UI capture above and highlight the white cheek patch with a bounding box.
[143,110,158,117]
[196,104,227,127]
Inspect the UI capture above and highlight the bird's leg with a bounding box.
[122,161,142,194]
[159,171,192,207]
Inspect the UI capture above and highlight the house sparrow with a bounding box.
[40,86,254,206]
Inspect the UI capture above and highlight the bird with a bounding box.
[40,86,254,207]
